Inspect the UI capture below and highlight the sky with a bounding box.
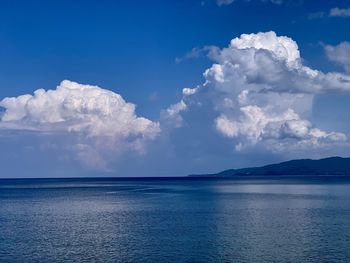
[0,0,350,177]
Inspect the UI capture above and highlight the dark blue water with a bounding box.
[1,177,350,262]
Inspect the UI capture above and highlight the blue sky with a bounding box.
[1,0,350,177]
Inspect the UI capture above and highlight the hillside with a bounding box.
[190,157,350,177]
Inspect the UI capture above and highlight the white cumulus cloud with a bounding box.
[203,32,350,94]
[0,80,160,169]
[172,31,348,152]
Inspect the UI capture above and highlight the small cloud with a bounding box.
[182,87,198,96]
[216,0,234,6]
[216,0,289,6]
[329,7,350,17]
[176,46,220,63]
[324,42,350,72]
[269,0,284,4]
[308,11,325,20]
[161,100,187,128]
[148,91,158,102]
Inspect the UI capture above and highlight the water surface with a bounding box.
[1,177,350,262]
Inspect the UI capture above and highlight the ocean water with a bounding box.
[1,177,350,262]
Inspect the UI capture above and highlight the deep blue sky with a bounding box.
[1,0,349,119]
[1,0,350,177]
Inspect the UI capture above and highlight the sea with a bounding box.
[1,177,350,262]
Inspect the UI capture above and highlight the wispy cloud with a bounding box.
[329,7,350,17]
[308,11,325,20]
[216,0,235,6]
[308,6,350,20]
[175,46,220,63]
[216,0,289,6]
[307,7,350,20]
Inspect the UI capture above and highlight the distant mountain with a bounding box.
[190,157,350,177]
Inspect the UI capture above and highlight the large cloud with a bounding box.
[171,31,348,152]
[1,32,349,176]
[204,32,350,94]
[0,80,160,169]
